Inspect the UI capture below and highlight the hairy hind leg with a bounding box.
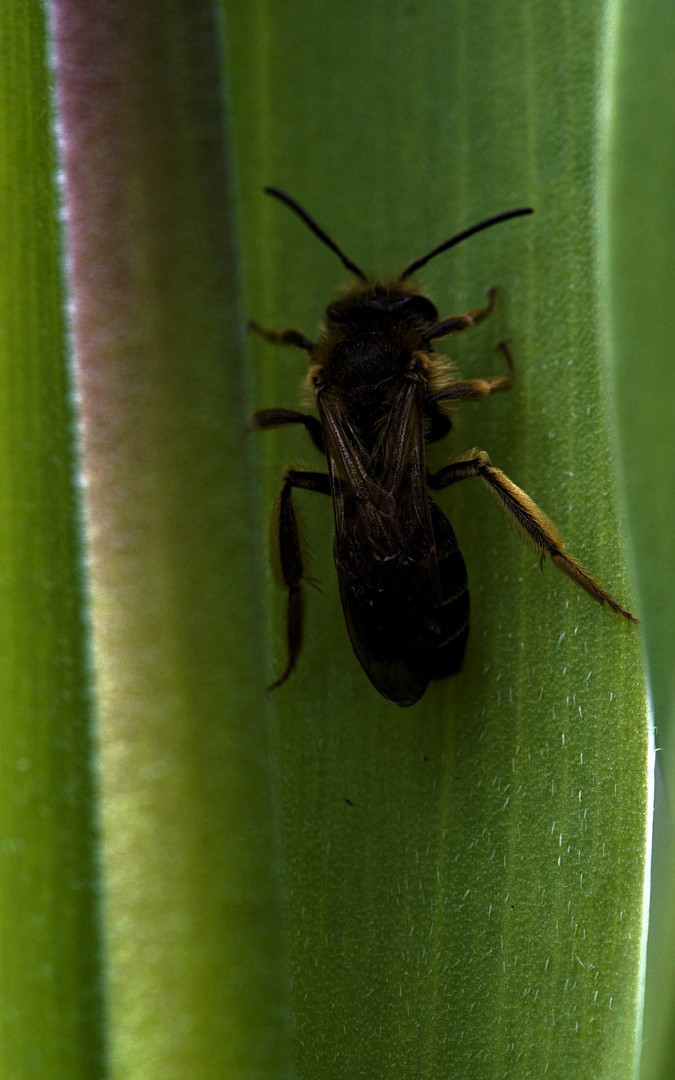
[427,451,636,622]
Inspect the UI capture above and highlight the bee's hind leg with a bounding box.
[427,451,636,622]
[269,468,332,690]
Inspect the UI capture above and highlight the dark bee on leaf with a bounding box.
[250,187,636,707]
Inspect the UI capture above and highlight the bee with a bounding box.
[250,187,636,707]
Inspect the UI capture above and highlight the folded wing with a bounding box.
[318,378,444,706]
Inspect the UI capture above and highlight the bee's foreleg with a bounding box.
[427,451,636,623]
[248,321,314,351]
[250,407,325,453]
[269,469,332,691]
[423,287,500,342]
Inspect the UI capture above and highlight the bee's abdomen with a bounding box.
[428,499,469,678]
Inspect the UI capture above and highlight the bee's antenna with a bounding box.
[400,207,534,281]
[265,187,367,281]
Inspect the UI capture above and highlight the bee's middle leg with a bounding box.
[269,468,332,690]
[428,341,514,404]
[251,407,325,453]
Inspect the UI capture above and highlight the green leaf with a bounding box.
[3,0,654,1075]
[49,2,290,1078]
[0,2,104,1076]
[601,1,675,1076]
[226,0,650,1076]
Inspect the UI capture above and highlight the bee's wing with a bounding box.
[318,379,441,706]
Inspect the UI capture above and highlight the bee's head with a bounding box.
[318,284,436,389]
[325,284,438,328]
